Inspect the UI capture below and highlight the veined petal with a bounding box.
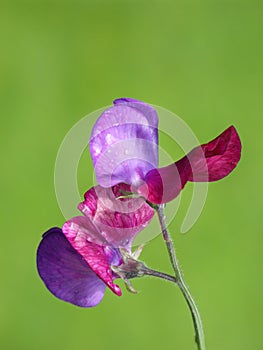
[62,215,108,246]
[62,219,122,296]
[90,99,159,187]
[188,125,241,182]
[137,126,241,204]
[37,227,106,307]
[78,183,155,248]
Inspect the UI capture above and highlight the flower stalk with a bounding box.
[156,204,206,350]
[111,246,177,293]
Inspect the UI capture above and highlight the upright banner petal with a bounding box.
[90,100,159,187]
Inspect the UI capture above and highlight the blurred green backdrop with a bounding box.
[1,0,262,349]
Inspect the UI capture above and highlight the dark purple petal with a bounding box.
[37,227,106,307]
[62,219,122,296]
[78,183,155,248]
[137,126,241,204]
[90,99,158,187]
[114,98,142,104]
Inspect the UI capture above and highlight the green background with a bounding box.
[1,1,262,349]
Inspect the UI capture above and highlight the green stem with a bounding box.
[156,204,206,350]
[142,267,177,284]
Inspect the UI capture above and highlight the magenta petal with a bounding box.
[137,126,241,204]
[62,219,122,296]
[78,183,155,248]
[37,227,106,307]
[90,99,158,187]
[61,215,108,246]
[188,125,241,182]
[137,156,192,204]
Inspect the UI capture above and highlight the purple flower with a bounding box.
[37,227,117,307]
[37,183,154,307]
[90,98,241,204]
[37,97,241,307]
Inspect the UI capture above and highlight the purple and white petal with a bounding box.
[37,227,106,307]
[78,183,155,248]
[62,219,122,296]
[113,98,158,128]
[90,99,159,188]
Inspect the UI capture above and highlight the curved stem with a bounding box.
[142,267,177,283]
[156,204,206,350]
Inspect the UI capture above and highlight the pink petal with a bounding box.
[62,218,122,296]
[78,183,155,248]
[62,216,108,246]
[137,126,241,204]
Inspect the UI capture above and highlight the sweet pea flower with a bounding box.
[37,183,154,307]
[90,98,241,204]
[37,98,241,309]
